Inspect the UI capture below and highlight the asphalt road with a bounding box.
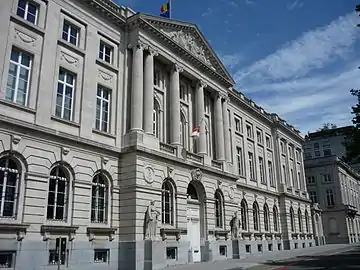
[244,245,360,270]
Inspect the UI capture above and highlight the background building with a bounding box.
[0,0,319,269]
[305,156,360,244]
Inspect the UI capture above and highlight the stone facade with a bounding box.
[0,0,318,269]
[305,156,360,244]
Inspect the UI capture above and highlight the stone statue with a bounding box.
[230,211,240,239]
[145,200,160,240]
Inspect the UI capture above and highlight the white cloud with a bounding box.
[232,12,360,134]
[235,12,359,85]
[219,53,243,69]
[202,8,213,17]
[287,0,304,11]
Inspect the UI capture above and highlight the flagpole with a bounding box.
[169,0,172,18]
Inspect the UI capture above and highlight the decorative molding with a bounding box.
[144,165,155,184]
[14,29,36,46]
[173,63,184,73]
[60,51,79,67]
[11,134,21,145]
[167,166,175,178]
[191,168,202,181]
[128,40,147,50]
[228,186,235,200]
[147,46,159,56]
[98,69,114,82]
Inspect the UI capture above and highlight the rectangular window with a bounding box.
[324,149,332,157]
[94,249,109,263]
[17,0,38,24]
[314,143,319,149]
[236,147,244,176]
[288,146,293,159]
[219,246,227,256]
[6,48,32,106]
[56,69,75,121]
[49,238,67,265]
[246,123,253,138]
[99,42,113,64]
[307,176,315,184]
[305,152,312,159]
[0,251,15,268]
[96,85,111,132]
[166,247,177,260]
[315,150,320,157]
[228,110,231,128]
[259,157,265,184]
[309,191,317,203]
[62,21,79,46]
[266,135,272,149]
[235,117,242,132]
[296,150,300,161]
[268,161,275,187]
[256,130,263,145]
[326,189,335,206]
[280,141,285,154]
[324,173,331,182]
[248,152,255,180]
[179,81,189,102]
[282,164,286,184]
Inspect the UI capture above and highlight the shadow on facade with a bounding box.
[241,246,360,270]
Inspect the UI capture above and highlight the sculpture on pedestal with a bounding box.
[230,211,240,239]
[145,200,160,240]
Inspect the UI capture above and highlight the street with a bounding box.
[245,245,360,270]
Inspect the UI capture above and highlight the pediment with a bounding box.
[139,14,235,85]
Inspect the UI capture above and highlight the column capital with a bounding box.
[196,79,208,89]
[147,46,159,56]
[172,63,184,73]
[128,40,147,50]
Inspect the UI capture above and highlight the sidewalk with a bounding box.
[159,244,358,270]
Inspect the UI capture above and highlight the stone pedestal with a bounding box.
[232,239,240,259]
[144,240,166,270]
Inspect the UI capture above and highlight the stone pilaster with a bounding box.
[298,149,306,190]
[222,96,231,162]
[170,64,183,145]
[196,80,207,155]
[214,93,225,161]
[129,41,145,131]
[143,47,158,134]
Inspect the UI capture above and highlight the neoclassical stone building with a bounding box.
[0,0,321,269]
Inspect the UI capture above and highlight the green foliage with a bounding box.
[344,89,360,163]
[317,123,337,132]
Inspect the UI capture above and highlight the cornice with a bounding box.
[85,0,128,28]
[128,16,233,89]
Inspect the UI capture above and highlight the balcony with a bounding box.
[159,142,177,155]
[211,160,223,170]
[186,151,203,164]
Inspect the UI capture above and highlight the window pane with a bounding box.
[11,50,19,62]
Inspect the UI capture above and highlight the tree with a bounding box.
[343,89,360,163]
[316,123,337,132]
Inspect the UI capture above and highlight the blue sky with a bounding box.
[115,0,360,134]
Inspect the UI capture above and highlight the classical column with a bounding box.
[170,64,183,145]
[222,96,231,162]
[196,80,207,155]
[129,41,144,131]
[143,47,158,134]
[214,93,225,161]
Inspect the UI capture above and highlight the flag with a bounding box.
[191,126,200,138]
[160,1,170,18]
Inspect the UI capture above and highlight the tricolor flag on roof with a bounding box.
[160,1,171,18]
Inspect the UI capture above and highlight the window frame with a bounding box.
[91,173,109,224]
[252,202,260,231]
[98,41,113,64]
[55,68,75,121]
[248,152,255,181]
[236,147,244,176]
[215,190,224,228]
[94,249,109,263]
[62,20,80,46]
[161,180,175,226]
[95,85,111,133]
[16,0,38,24]
[6,48,32,106]
[0,251,16,268]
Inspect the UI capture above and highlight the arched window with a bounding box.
[91,173,109,223]
[298,209,303,232]
[153,100,161,138]
[187,182,198,200]
[253,202,260,231]
[180,113,187,149]
[305,210,309,232]
[162,180,175,225]
[47,166,69,220]
[215,190,224,228]
[0,157,19,217]
[241,199,248,230]
[263,204,270,232]
[290,207,295,232]
[273,205,279,232]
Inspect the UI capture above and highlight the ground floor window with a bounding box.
[0,251,15,268]
[49,237,67,265]
[94,249,109,263]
